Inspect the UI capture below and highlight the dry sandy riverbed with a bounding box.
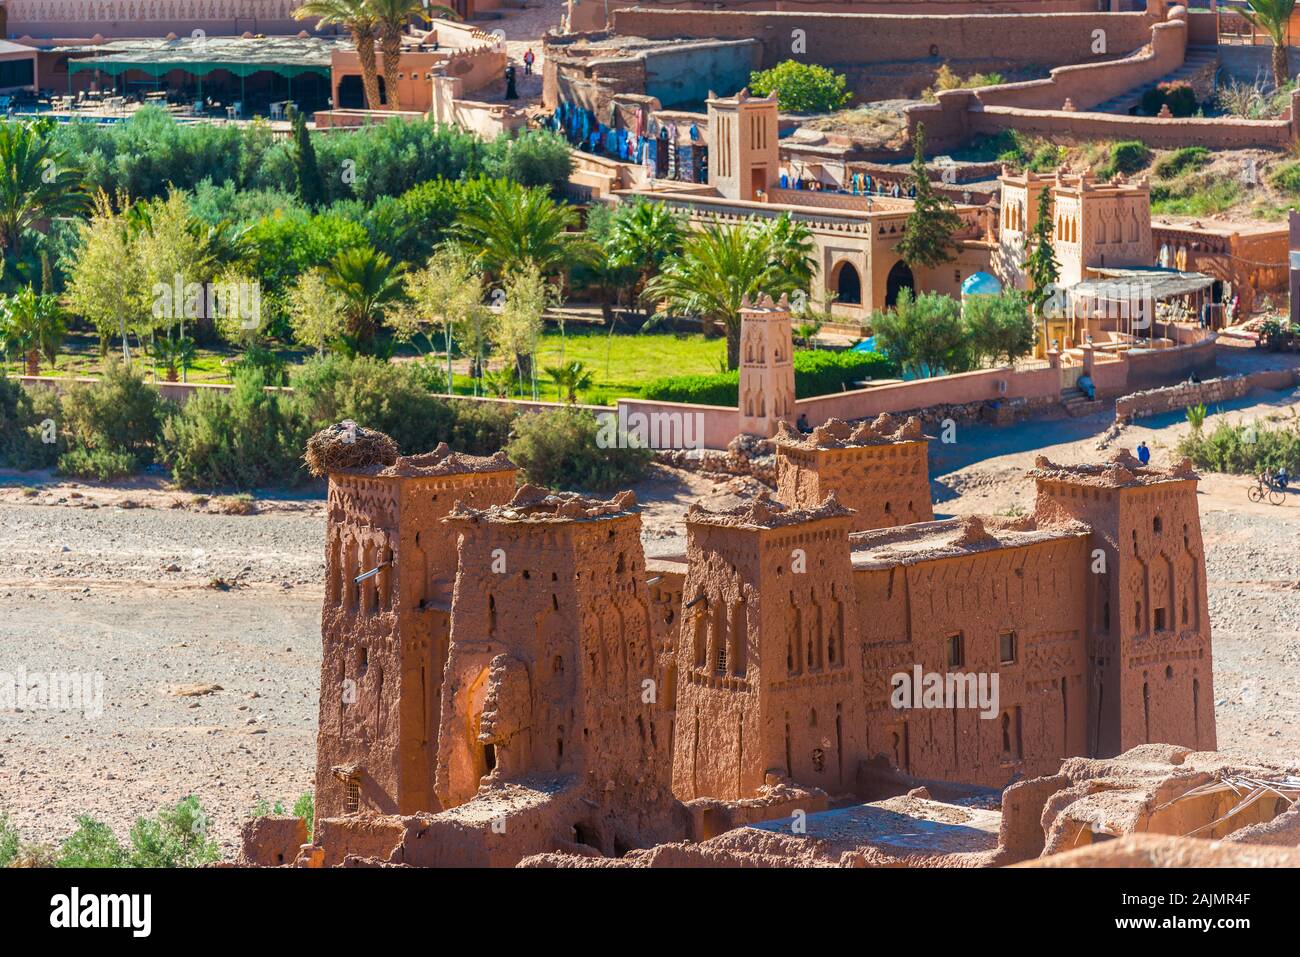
[1,389,1298,858]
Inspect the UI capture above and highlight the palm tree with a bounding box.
[607,199,684,316]
[324,245,407,354]
[1241,0,1297,89]
[294,0,383,110]
[643,218,814,369]
[368,0,431,111]
[545,360,594,403]
[1,285,65,376]
[0,120,87,266]
[457,180,590,279]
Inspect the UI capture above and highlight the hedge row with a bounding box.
[0,359,651,492]
[641,349,898,405]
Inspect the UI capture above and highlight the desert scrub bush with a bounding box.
[0,375,62,470]
[1268,160,1300,196]
[1099,140,1152,179]
[127,795,220,867]
[57,360,164,478]
[56,816,129,867]
[1186,402,1207,432]
[0,812,19,867]
[1140,80,1197,117]
[1177,419,1300,475]
[54,796,220,868]
[1153,146,1209,179]
[507,408,652,491]
[446,401,517,456]
[1215,76,1293,119]
[290,354,458,455]
[161,369,310,490]
[922,64,1004,101]
[252,792,315,838]
[1150,174,1241,216]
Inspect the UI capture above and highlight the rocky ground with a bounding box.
[1,358,1297,858]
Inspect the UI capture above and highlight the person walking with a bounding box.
[523,48,535,76]
[1136,441,1150,466]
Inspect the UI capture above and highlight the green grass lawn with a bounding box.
[6,327,726,404]
[529,327,725,403]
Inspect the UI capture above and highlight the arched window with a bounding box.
[834,261,862,305]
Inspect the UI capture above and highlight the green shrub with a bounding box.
[642,350,898,405]
[0,375,62,470]
[127,795,220,868]
[507,408,652,491]
[291,354,458,454]
[1100,140,1152,179]
[1177,420,1300,475]
[792,350,898,396]
[642,370,740,406]
[1141,81,1197,117]
[0,812,19,867]
[57,447,138,481]
[56,816,128,868]
[748,60,852,112]
[160,369,310,490]
[293,792,315,839]
[448,401,518,456]
[1269,161,1300,195]
[1154,146,1209,179]
[483,129,574,192]
[58,360,164,475]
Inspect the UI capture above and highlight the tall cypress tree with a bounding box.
[1024,187,1060,336]
[290,106,327,210]
[895,123,962,270]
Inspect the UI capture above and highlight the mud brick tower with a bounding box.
[674,492,864,801]
[707,87,779,203]
[738,294,797,438]
[435,485,674,854]
[774,415,934,531]
[1030,453,1215,758]
[315,443,517,820]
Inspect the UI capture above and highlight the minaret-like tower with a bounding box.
[774,414,934,531]
[707,87,779,202]
[738,293,796,438]
[1031,452,1215,758]
[673,492,863,801]
[314,439,517,820]
[435,486,674,854]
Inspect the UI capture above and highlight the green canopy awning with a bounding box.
[64,36,339,80]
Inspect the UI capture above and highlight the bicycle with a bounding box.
[1247,473,1287,506]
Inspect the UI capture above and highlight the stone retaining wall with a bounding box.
[1114,369,1299,422]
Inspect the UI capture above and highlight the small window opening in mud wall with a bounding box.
[573,822,600,849]
[344,780,360,814]
[999,630,1017,664]
[812,747,825,773]
[483,742,497,773]
[946,633,964,668]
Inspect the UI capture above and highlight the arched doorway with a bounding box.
[885,260,914,308]
[336,74,387,109]
[833,261,862,305]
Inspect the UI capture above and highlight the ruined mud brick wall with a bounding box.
[774,415,934,532]
[435,487,675,854]
[674,495,864,801]
[1115,370,1299,423]
[610,9,1154,73]
[850,518,1093,789]
[1031,455,1215,758]
[315,450,517,821]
